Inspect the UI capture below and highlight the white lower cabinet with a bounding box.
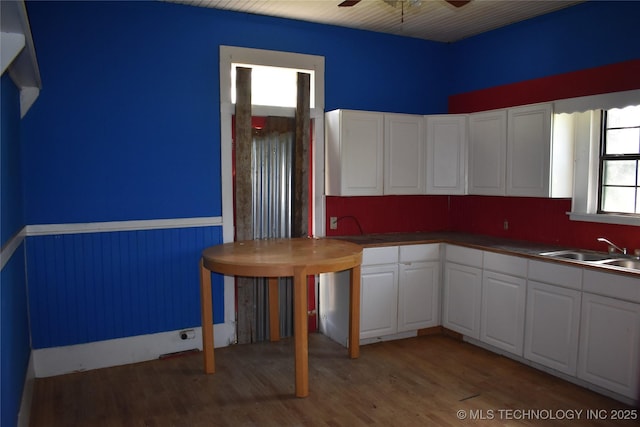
[479,252,527,356]
[524,280,581,375]
[360,263,399,339]
[360,244,440,341]
[322,241,640,405]
[480,270,526,356]
[398,260,440,332]
[443,262,482,339]
[577,292,640,400]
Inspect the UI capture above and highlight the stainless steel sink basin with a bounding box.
[598,258,640,270]
[539,249,640,271]
[538,250,612,262]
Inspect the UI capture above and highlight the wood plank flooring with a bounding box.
[30,334,639,426]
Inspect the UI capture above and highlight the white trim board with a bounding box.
[33,323,236,378]
[25,216,223,236]
[0,227,26,270]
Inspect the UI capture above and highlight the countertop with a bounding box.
[330,231,640,277]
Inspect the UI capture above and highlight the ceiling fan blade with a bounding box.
[446,0,471,7]
[338,0,361,7]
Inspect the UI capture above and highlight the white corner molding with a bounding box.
[1,0,42,117]
[0,227,26,270]
[0,31,25,74]
[19,86,39,118]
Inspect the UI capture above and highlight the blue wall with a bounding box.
[23,1,448,225]
[20,0,448,353]
[1,75,25,242]
[449,1,640,95]
[17,0,640,352]
[1,75,30,427]
[27,227,224,349]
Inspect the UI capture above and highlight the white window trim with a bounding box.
[219,46,326,243]
[561,92,640,226]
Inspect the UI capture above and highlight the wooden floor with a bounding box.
[30,333,638,427]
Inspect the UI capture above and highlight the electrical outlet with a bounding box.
[330,217,338,230]
[503,220,509,230]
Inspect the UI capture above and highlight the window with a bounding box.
[557,89,640,225]
[598,105,640,214]
[231,63,315,108]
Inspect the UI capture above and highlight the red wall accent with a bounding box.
[325,195,451,236]
[449,59,640,114]
[449,196,640,252]
[325,194,640,252]
[324,60,640,252]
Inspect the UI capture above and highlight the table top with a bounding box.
[201,237,363,277]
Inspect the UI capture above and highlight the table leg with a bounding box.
[268,277,280,342]
[200,259,215,374]
[293,266,309,397]
[348,264,361,359]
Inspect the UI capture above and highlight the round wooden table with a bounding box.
[199,237,363,397]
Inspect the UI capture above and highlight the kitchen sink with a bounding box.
[538,250,612,262]
[539,250,640,271]
[598,258,640,270]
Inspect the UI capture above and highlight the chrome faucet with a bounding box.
[597,237,627,255]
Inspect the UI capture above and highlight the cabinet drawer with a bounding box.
[483,251,527,277]
[445,245,483,268]
[583,269,640,303]
[362,246,399,266]
[528,260,582,290]
[399,244,440,263]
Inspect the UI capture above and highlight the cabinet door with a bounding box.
[398,261,440,332]
[506,103,552,197]
[524,281,581,375]
[443,262,482,339]
[360,264,399,339]
[384,113,425,194]
[326,110,384,196]
[425,115,467,195]
[578,293,640,399]
[468,110,507,196]
[480,271,526,356]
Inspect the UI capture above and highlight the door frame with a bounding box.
[219,46,326,337]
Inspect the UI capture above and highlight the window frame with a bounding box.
[563,91,640,226]
[597,108,640,216]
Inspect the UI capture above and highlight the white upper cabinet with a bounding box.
[506,104,553,197]
[425,115,467,195]
[325,109,384,196]
[468,109,507,195]
[469,103,570,198]
[384,113,425,194]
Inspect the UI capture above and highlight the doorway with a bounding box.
[222,47,325,344]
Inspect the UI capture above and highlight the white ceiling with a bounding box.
[167,0,584,42]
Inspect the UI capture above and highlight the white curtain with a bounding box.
[554,89,640,114]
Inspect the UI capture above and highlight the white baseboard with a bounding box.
[33,322,236,378]
[17,351,35,427]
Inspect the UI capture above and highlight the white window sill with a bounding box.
[568,212,640,226]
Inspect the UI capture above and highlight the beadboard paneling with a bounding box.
[27,226,224,349]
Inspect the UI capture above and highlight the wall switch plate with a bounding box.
[330,217,338,230]
[503,220,509,230]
